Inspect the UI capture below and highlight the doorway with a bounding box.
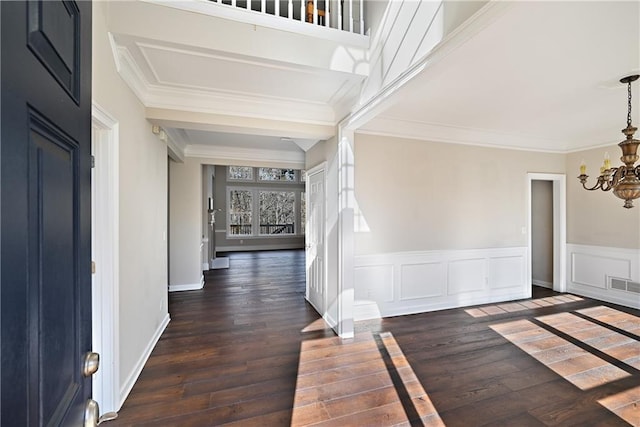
[527,173,566,294]
[91,103,120,414]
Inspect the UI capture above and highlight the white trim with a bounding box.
[566,244,640,309]
[202,262,210,271]
[91,102,121,414]
[168,275,205,292]
[527,173,567,294]
[118,313,170,408]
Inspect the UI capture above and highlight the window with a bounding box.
[259,191,295,235]
[228,189,253,235]
[228,166,254,181]
[258,167,296,182]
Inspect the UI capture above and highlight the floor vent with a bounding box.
[610,277,640,294]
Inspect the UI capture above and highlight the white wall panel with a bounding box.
[567,244,639,309]
[354,247,528,319]
[399,262,444,300]
[572,252,630,289]
[490,255,525,289]
[447,258,486,295]
[354,264,394,302]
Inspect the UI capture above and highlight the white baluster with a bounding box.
[349,0,353,32]
[261,0,265,12]
[359,0,363,34]
[247,0,251,10]
[338,0,342,30]
[275,0,280,17]
[301,0,305,23]
[313,0,317,24]
[231,0,236,7]
[326,0,330,28]
[288,0,293,19]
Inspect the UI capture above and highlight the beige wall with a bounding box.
[93,2,168,393]
[354,133,566,255]
[566,145,640,249]
[169,158,203,286]
[531,180,554,284]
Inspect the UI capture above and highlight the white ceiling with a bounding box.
[111,1,640,160]
[362,1,640,153]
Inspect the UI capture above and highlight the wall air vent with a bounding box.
[609,277,640,294]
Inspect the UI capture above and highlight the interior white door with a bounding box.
[306,168,325,315]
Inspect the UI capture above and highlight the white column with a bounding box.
[337,131,355,338]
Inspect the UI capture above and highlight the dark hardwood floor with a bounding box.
[110,250,639,426]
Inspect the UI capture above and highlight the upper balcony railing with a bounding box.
[208,0,365,35]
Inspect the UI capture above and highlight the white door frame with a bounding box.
[91,102,120,413]
[527,173,567,294]
[305,162,327,317]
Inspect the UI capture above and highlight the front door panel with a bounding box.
[1,1,93,425]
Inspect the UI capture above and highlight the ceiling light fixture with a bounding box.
[578,75,640,208]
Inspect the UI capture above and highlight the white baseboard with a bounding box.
[119,313,170,409]
[567,244,639,309]
[210,257,229,269]
[532,279,553,288]
[202,262,209,271]
[216,243,304,252]
[354,247,529,320]
[168,275,204,292]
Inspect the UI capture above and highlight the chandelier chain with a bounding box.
[628,80,633,127]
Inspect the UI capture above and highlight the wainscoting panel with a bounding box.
[490,255,527,289]
[447,258,486,295]
[567,244,639,309]
[354,264,394,303]
[354,247,528,320]
[399,262,445,300]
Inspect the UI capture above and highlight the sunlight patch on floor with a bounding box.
[291,330,445,426]
[536,311,640,370]
[490,318,630,391]
[597,385,640,426]
[465,295,583,318]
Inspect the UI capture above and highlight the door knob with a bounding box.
[84,399,99,427]
[82,352,100,377]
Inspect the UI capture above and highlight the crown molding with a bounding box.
[184,144,305,168]
[359,117,573,154]
[115,43,337,126]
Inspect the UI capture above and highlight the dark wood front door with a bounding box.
[1,1,93,425]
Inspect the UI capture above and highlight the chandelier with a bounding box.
[578,75,640,208]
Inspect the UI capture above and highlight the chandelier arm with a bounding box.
[580,176,605,191]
